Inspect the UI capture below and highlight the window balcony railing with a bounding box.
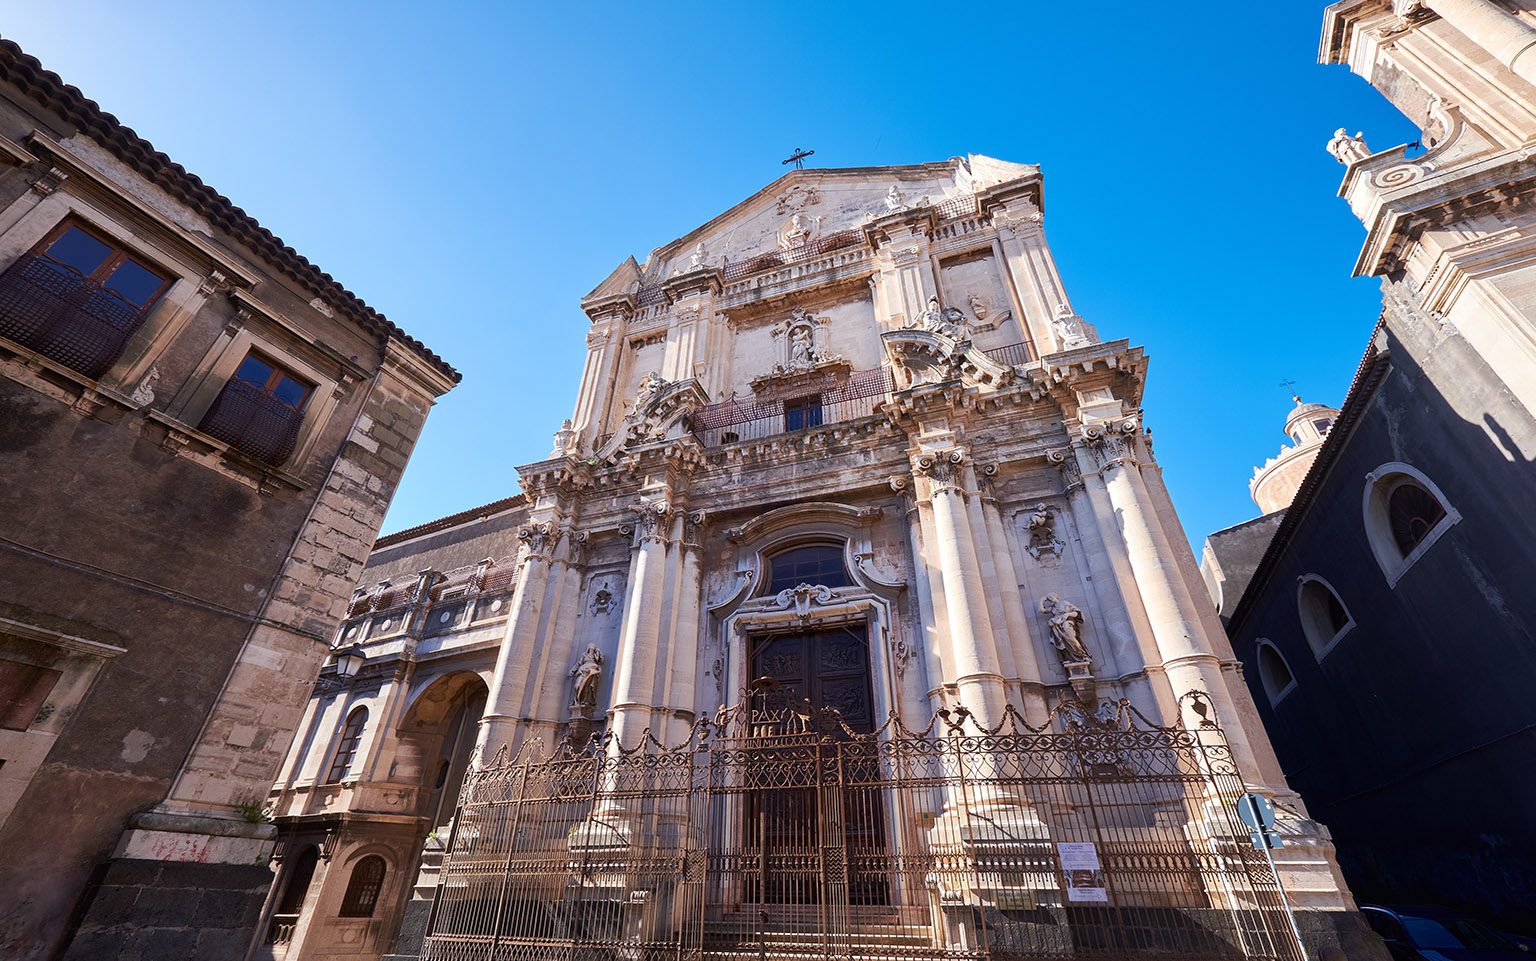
[688,366,893,447]
[198,377,305,466]
[0,252,151,379]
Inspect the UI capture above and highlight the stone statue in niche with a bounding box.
[1051,304,1092,350]
[1040,593,1091,665]
[570,644,604,706]
[778,212,822,250]
[967,293,991,322]
[1326,128,1371,165]
[1026,503,1065,559]
[790,325,815,365]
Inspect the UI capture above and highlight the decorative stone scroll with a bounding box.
[774,582,839,620]
[518,521,558,560]
[630,500,675,545]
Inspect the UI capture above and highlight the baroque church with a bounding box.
[262,157,1381,961]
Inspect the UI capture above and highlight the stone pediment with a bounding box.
[594,376,710,461]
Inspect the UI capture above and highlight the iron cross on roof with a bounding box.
[782,147,815,169]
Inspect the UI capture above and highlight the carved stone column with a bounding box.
[891,475,947,714]
[1079,418,1276,790]
[983,187,1099,354]
[475,520,559,761]
[607,496,676,750]
[911,446,1007,727]
[575,297,630,450]
[974,466,1049,726]
[528,530,590,744]
[868,210,938,328]
[1423,0,1536,90]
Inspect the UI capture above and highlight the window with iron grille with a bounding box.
[0,220,172,378]
[782,394,823,432]
[326,708,368,783]
[338,855,387,918]
[198,350,314,466]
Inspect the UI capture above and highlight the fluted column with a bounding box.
[975,471,1049,726]
[911,447,1007,727]
[475,520,559,761]
[608,497,675,750]
[1080,418,1276,791]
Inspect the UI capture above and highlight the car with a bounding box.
[1362,905,1531,961]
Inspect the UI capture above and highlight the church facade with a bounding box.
[267,157,1378,961]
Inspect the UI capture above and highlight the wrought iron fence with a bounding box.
[722,230,867,283]
[421,694,1304,961]
[198,377,305,466]
[0,252,151,379]
[688,367,893,447]
[981,343,1031,368]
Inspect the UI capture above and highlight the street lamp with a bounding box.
[331,643,367,680]
[314,643,367,694]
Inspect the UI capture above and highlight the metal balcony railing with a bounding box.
[689,367,893,447]
[0,252,151,379]
[198,377,305,466]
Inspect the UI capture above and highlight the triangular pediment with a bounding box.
[618,155,1040,285]
[582,255,643,302]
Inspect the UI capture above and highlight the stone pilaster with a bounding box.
[867,209,938,328]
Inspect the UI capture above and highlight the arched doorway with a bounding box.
[401,672,489,832]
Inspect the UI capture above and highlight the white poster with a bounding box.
[1057,841,1108,902]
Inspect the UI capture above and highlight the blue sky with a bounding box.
[3,1,1421,550]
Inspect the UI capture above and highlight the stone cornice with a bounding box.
[862,207,938,247]
[977,173,1045,217]
[661,267,724,302]
[581,291,636,323]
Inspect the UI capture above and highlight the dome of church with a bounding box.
[1250,396,1341,514]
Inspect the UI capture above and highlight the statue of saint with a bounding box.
[685,241,708,270]
[778,213,822,249]
[1040,593,1091,664]
[570,644,604,706]
[790,325,815,366]
[967,292,989,322]
[1326,128,1371,165]
[884,183,908,212]
[635,370,666,410]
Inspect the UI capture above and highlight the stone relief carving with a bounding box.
[635,370,668,411]
[590,587,615,615]
[630,500,675,544]
[775,184,820,213]
[570,644,604,706]
[1051,304,1092,350]
[778,212,823,249]
[759,307,846,385]
[1326,128,1371,165]
[1040,593,1091,666]
[1024,503,1065,559]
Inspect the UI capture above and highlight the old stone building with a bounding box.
[0,40,458,960]
[269,156,1381,961]
[1218,0,1536,931]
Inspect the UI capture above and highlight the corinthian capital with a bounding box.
[518,521,558,560]
[1079,417,1142,473]
[630,499,676,545]
[912,447,967,494]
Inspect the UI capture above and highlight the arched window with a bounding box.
[766,543,850,595]
[326,707,368,783]
[1363,463,1459,587]
[1255,640,1297,706]
[1296,575,1354,660]
[338,855,387,918]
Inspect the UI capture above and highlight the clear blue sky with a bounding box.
[3,1,1420,551]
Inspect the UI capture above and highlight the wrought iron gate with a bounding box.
[421,693,1305,961]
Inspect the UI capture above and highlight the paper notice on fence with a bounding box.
[1057,842,1108,902]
